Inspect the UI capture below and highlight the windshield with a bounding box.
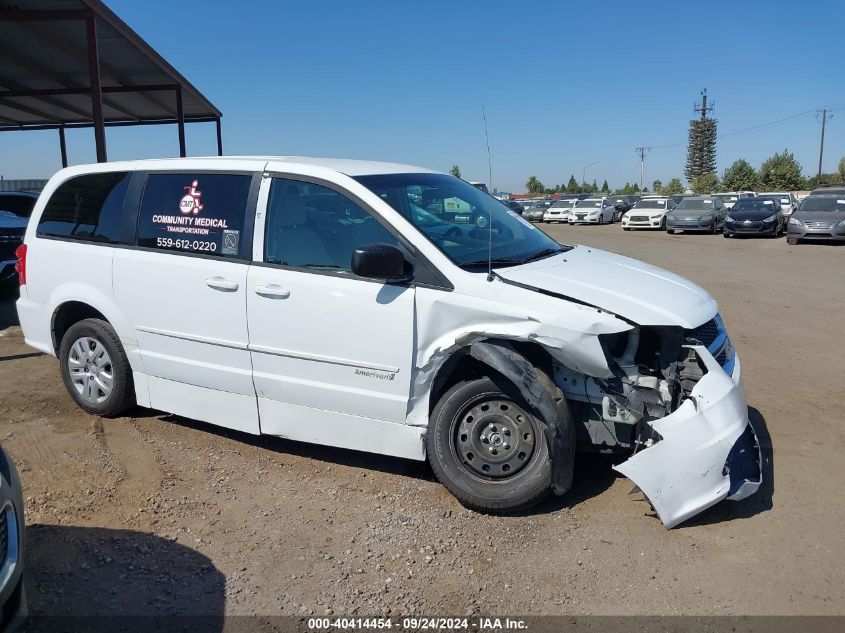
[732,199,776,212]
[714,194,738,203]
[550,200,571,208]
[797,197,845,213]
[675,199,714,211]
[354,173,567,268]
[575,199,602,208]
[0,194,37,218]
[633,199,667,209]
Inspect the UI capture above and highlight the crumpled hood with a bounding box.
[793,211,845,224]
[498,247,717,328]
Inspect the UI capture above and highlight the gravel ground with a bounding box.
[1,223,843,619]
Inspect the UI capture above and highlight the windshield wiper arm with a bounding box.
[520,247,566,263]
[459,257,525,270]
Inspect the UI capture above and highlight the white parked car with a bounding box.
[759,192,798,223]
[14,157,761,528]
[713,192,754,210]
[621,197,673,231]
[543,198,577,223]
[569,197,615,224]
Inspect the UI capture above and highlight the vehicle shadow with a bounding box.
[0,295,20,332]
[679,405,774,528]
[24,524,226,632]
[156,412,434,483]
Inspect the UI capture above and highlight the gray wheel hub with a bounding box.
[67,336,114,404]
[455,398,536,479]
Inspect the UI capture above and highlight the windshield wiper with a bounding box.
[520,247,566,263]
[459,257,525,270]
[459,248,566,270]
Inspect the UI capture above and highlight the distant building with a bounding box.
[0,178,48,192]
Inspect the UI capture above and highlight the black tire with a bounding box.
[427,377,552,513]
[723,231,730,238]
[58,318,135,417]
[787,238,799,245]
[659,216,667,231]
[667,229,675,234]
[623,227,630,231]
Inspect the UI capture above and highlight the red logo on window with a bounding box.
[179,180,204,215]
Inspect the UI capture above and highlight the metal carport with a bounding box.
[0,0,222,166]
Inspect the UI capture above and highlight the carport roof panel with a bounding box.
[0,0,221,127]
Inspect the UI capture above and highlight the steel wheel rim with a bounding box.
[452,396,537,480]
[67,336,114,404]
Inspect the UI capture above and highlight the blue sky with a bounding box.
[2,0,844,192]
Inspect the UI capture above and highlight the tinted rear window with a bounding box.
[37,172,130,243]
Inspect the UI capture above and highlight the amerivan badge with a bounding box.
[180,180,204,215]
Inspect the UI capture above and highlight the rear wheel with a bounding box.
[58,318,135,417]
[787,237,799,245]
[427,377,552,513]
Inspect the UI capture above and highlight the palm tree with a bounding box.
[526,176,544,194]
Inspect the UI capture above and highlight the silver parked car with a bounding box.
[665,196,727,234]
[786,195,845,244]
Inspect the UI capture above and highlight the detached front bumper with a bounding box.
[787,223,845,242]
[666,217,714,231]
[614,347,762,528]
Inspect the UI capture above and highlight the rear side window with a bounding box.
[37,172,130,243]
[136,173,252,258]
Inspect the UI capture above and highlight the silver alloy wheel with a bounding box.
[67,336,114,404]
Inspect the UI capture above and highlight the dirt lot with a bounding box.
[1,225,844,619]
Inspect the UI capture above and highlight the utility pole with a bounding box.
[817,108,833,182]
[635,146,651,193]
[582,161,598,189]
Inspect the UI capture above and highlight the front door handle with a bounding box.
[205,276,240,292]
[254,284,291,299]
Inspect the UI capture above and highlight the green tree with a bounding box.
[591,179,598,193]
[663,178,684,195]
[652,179,663,194]
[565,175,579,193]
[449,165,461,178]
[838,156,845,182]
[685,118,718,181]
[691,171,719,194]
[721,159,760,191]
[601,179,609,193]
[759,150,804,191]
[526,176,544,194]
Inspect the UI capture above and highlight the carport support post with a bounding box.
[58,125,68,168]
[215,118,223,156]
[85,15,107,162]
[175,85,186,157]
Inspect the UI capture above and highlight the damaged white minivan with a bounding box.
[16,157,761,528]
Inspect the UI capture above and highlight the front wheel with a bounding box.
[59,318,135,417]
[427,377,552,513]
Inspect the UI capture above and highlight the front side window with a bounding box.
[264,178,398,272]
[136,173,252,257]
[37,172,130,243]
[355,173,565,270]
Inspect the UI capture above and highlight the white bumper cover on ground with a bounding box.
[614,347,762,528]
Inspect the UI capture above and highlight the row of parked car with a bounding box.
[514,187,845,244]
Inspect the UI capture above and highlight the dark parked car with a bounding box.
[786,195,845,244]
[605,195,641,221]
[665,196,727,234]
[502,199,525,215]
[0,192,38,287]
[0,443,26,630]
[809,185,845,196]
[723,197,784,238]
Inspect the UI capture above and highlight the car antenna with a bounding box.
[482,105,496,282]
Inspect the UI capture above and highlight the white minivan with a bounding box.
[15,157,761,528]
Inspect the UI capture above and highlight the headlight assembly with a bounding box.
[700,214,715,221]
[789,217,802,227]
[725,215,735,223]
[763,214,776,223]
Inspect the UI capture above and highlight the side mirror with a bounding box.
[352,243,411,282]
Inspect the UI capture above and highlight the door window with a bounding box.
[136,173,252,258]
[37,172,130,243]
[264,178,397,272]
